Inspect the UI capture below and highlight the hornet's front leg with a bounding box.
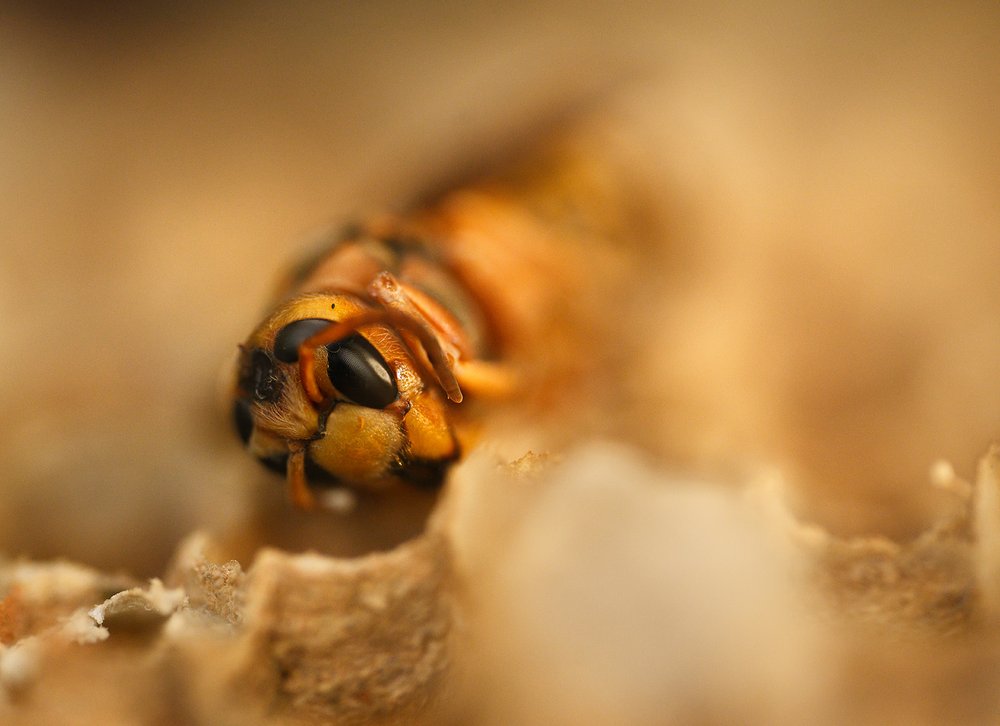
[367,271,517,400]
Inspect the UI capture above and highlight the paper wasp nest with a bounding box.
[0,445,1000,724]
[1,445,999,725]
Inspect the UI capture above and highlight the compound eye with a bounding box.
[273,318,334,363]
[327,335,398,409]
[245,349,282,403]
[232,398,254,445]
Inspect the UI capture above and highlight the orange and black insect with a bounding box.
[232,137,637,509]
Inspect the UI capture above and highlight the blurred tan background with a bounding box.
[1,1,998,577]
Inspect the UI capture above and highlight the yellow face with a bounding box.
[232,293,459,495]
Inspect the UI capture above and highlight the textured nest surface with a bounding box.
[3,447,1000,724]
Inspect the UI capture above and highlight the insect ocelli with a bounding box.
[231,137,638,510]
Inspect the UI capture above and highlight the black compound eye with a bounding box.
[327,334,398,409]
[273,318,334,363]
[245,349,282,403]
[232,398,254,445]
